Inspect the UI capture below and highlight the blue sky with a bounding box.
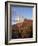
[11,6,32,20]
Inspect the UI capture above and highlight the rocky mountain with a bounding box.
[11,19,33,38]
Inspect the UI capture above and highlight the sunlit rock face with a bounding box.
[11,15,24,25]
[11,19,33,38]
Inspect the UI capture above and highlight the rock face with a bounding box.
[11,19,33,39]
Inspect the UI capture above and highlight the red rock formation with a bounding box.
[11,19,33,38]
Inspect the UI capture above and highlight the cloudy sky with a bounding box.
[11,5,32,25]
